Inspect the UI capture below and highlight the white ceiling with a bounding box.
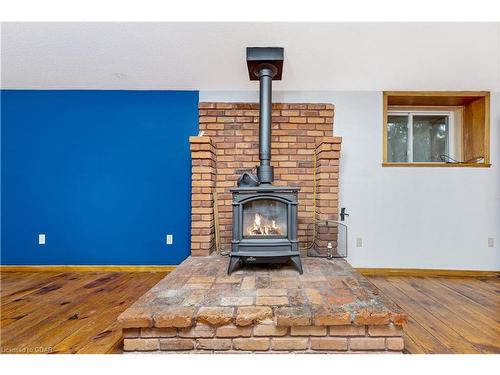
[1,22,499,91]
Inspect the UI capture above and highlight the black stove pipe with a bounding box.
[256,66,276,184]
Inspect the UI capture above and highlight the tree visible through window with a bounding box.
[387,115,409,162]
[387,111,452,163]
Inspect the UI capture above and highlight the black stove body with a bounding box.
[228,185,302,274]
[227,47,302,275]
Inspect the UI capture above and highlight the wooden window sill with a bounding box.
[382,162,491,168]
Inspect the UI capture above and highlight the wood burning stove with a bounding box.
[229,186,301,274]
[228,47,303,275]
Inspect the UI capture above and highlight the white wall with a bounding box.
[200,90,500,271]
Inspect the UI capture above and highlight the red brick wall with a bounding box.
[192,102,341,255]
[190,137,217,256]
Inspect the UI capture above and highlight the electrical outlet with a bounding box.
[488,238,494,247]
[356,237,362,247]
[38,234,46,245]
[166,234,173,245]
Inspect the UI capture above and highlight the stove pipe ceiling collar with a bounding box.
[246,47,284,185]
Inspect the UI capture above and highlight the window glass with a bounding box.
[387,115,408,162]
[413,115,449,162]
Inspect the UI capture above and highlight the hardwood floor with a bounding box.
[0,271,166,353]
[1,271,498,354]
[367,275,500,354]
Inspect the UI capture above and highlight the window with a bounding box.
[383,92,491,167]
[387,111,454,163]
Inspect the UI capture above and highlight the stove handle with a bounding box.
[340,207,349,221]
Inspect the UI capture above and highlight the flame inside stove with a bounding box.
[247,213,283,236]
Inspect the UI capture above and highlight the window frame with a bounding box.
[387,110,455,163]
[382,91,491,168]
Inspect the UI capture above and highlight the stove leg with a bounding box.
[290,255,303,274]
[227,256,241,275]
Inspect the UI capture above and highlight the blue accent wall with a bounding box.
[1,90,198,265]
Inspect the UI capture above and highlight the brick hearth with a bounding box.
[118,257,407,353]
[118,101,407,353]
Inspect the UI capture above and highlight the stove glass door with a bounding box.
[242,199,287,238]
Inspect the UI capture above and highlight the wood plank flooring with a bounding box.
[1,271,498,354]
[0,271,166,354]
[367,275,500,354]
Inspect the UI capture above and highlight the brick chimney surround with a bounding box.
[191,102,341,256]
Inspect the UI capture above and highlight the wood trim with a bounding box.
[461,105,466,160]
[356,267,499,278]
[484,92,490,164]
[388,105,464,111]
[0,265,176,272]
[382,162,491,168]
[382,92,388,162]
[384,91,490,98]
